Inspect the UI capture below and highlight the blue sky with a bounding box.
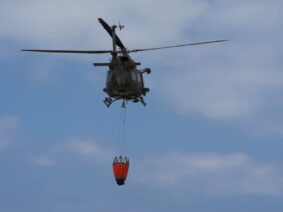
[1,0,283,211]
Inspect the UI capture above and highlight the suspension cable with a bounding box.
[119,100,128,155]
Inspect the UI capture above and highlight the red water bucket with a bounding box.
[113,156,129,185]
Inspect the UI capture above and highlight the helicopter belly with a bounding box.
[104,84,142,98]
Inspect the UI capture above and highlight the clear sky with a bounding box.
[1,0,283,211]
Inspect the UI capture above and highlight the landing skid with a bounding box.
[104,97,146,107]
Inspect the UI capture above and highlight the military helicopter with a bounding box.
[22,18,227,107]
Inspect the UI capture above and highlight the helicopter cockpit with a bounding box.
[104,68,145,98]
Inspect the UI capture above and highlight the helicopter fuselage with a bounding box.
[102,54,150,107]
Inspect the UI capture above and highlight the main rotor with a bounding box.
[22,17,227,55]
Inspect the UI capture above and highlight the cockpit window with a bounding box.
[131,71,137,81]
[107,72,112,81]
[136,73,141,82]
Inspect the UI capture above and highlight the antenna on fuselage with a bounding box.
[118,22,124,30]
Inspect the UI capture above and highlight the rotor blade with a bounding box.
[127,40,228,53]
[98,18,126,50]
[21,49,112,54]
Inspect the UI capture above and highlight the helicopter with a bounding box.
[22,18,227,107]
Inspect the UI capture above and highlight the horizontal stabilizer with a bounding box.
[93,62,141,67]
[93,63,111,66]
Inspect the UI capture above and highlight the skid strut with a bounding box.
[104,97,146,107]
